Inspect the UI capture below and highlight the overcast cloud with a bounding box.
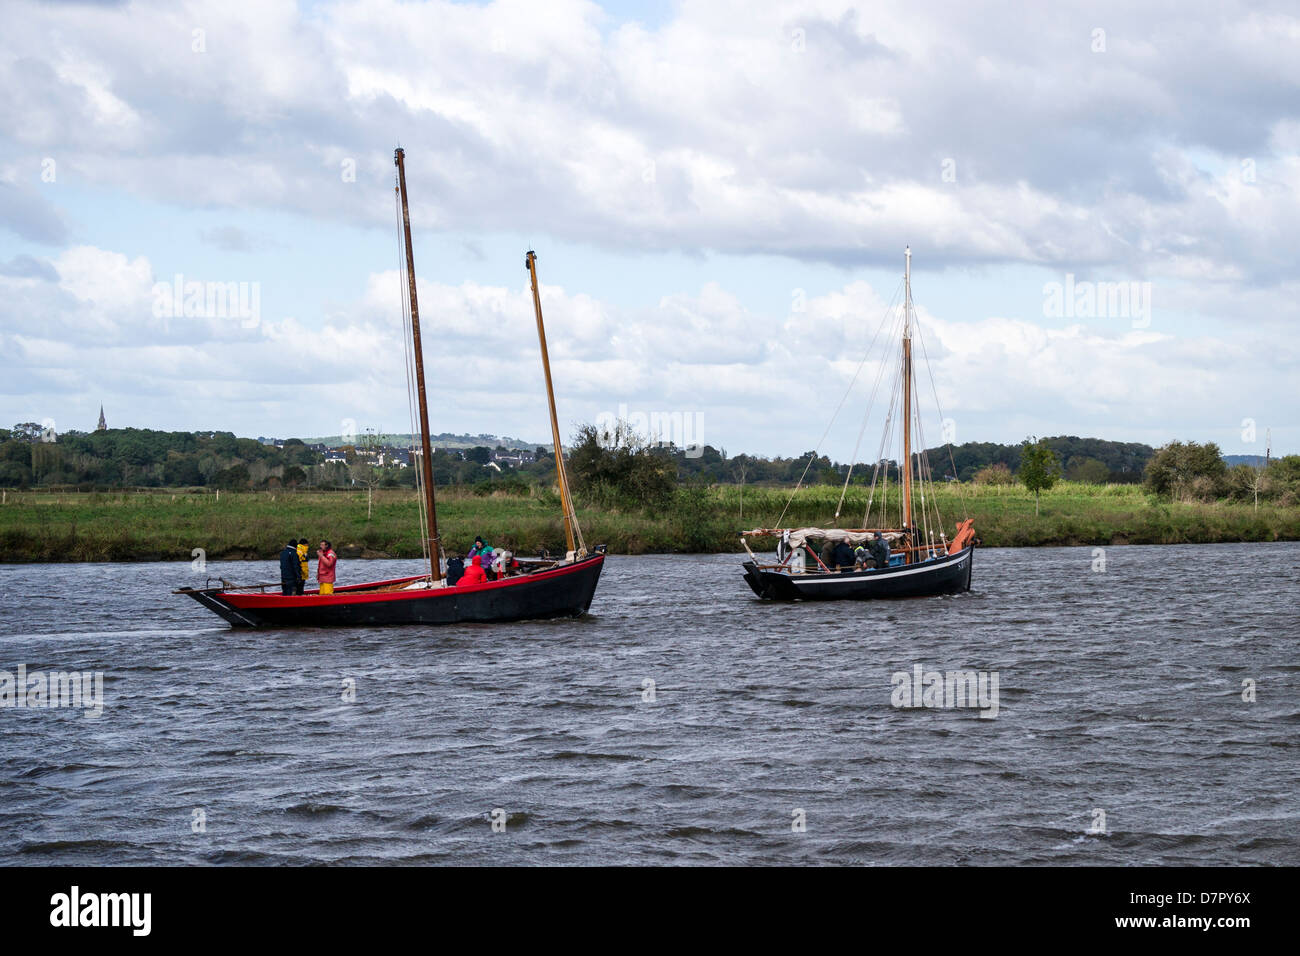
[1,0,1296,457]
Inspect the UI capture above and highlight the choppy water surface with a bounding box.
[1,544,1296,865]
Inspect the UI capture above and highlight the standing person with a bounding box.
[279,539,301,596]
[296,538,310,595]
[316,540,337,595]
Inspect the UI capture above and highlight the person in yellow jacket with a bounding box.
[296,538,310,595]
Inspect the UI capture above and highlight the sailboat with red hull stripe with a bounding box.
[178,148,604,628]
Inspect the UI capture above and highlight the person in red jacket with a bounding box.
[316,540,337,595]
[458,553,488,586]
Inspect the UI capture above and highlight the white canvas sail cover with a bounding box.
[744,528,906,551]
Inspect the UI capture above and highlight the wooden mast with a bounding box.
[526,250,582,558]
[901,246,913,563]
[394,147,442,581]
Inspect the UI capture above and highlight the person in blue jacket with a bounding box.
[279,539,302,595]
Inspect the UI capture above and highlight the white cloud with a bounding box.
[2,0,1297,277]
[1,1,1297,453]
[3,242,1291,455]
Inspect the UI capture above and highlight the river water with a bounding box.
[0,544,1296,865]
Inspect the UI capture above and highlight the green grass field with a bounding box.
[0,482,1296,562]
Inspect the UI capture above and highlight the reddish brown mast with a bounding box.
[394,148,442,581]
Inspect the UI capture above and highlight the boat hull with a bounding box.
[742,546,973,601]
[180,554,605,628]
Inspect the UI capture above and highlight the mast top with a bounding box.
[903,246,912,338]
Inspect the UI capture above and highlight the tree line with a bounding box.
[2,424,1294,509]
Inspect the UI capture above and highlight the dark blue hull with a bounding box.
[742,547,973,601]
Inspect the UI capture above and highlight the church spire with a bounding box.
[97,405,106,431]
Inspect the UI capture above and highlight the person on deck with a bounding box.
[832,540,856,572]
[459,554,488,586]
[869,531,891,570]
[279,539,302,596]
[492,549,518,578]
[469,536,495,578]
[446,553,465,587]
[818,540,835,573]
[296,538,310,595]
[316,540,337,595]
[853,545,870,570]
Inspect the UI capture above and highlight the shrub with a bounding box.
[972,462,1015,486]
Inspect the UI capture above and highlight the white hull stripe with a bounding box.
[773,552,969,585]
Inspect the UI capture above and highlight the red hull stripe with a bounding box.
[221,556,605,610]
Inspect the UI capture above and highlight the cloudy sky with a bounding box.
[1,0,1297,459]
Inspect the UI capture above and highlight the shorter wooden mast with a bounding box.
[394,148,442,581]
[526,251,584,558]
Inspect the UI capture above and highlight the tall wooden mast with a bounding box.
[394,148,442,581]
[901,246,914,561]
[526,250,582,557]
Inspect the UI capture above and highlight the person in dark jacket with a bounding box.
[279,539,302,595]
[832,540,855,572]
[446,553,465,586]
[869,531,891,569]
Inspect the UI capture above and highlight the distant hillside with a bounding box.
[306,433,543,451]
[924,436,1154,483]
[1224,455,1267,467]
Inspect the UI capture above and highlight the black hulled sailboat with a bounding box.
[740,248,975,601]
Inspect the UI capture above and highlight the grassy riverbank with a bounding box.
[0,483,1297,562]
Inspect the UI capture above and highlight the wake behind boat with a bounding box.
[740,247,975,602]
[178,148,603,628]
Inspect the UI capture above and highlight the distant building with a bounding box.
[491,449,535,466]
[96,405,106,431]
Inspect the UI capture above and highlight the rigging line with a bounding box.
[774,276,905,529]
[395,181,429,572]
[834,280,906,522]
[916,375,942,542]
[861,303,906,525]
[866,361,901,528]
[911,308,969,521]
[865,298,906,507]
[915,380,943,550]
[913,383,933,552]
[864,315,904,527]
